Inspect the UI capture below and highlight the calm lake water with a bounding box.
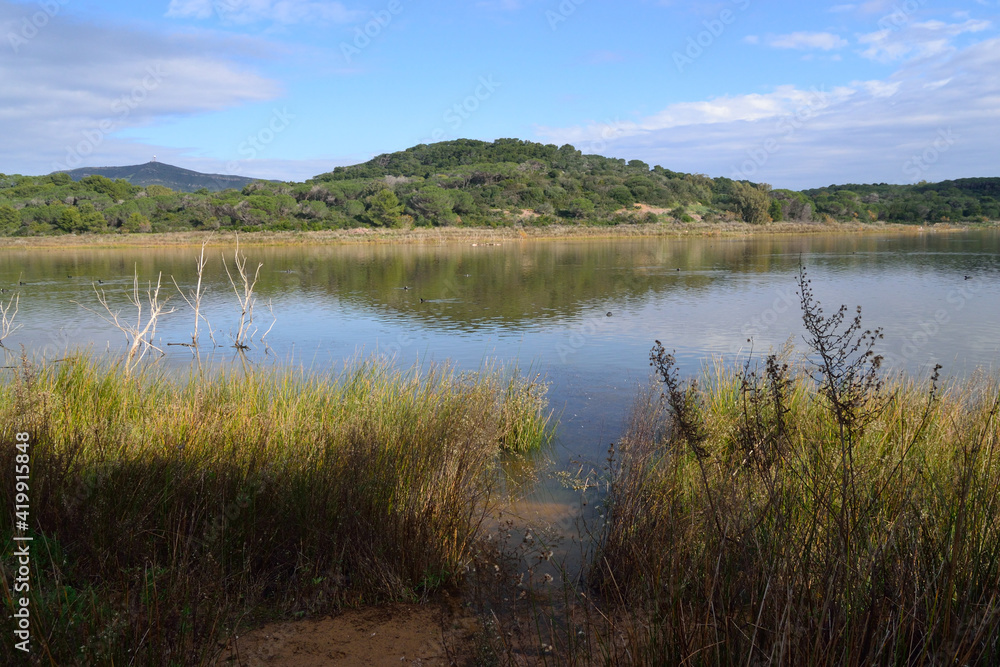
[3,229,999,539]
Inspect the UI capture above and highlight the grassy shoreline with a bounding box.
[589,362,1000,665]
[0,355,551,664]
[474,358,1000,666]
[474,270,1000,665]
[3,234,998,664]
[0,219,993,249]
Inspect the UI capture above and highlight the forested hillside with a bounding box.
[0,138,996,235]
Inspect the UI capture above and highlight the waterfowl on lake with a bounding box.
[606,312,613,317]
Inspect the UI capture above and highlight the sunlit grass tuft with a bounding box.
[0,354,551,665]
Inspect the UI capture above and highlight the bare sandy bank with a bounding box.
[0,220,991,250]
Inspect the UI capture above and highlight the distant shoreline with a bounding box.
[0,220,992,249]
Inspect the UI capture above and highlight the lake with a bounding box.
[3,229,999,541]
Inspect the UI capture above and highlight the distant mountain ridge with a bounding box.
[55,161,265,193]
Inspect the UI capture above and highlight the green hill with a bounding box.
[0,138,996,235]
[57,161,262,193]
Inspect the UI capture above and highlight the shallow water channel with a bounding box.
[3,229,999,563]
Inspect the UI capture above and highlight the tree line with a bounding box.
[1,139,997,235]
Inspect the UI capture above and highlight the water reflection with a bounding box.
[2,230,998,465]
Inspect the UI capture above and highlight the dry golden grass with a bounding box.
[0,220,990,250]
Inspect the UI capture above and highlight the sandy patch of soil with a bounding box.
[625,203,672,215]
[216,601,481,666]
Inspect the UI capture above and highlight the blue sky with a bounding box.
[1,0,998,188]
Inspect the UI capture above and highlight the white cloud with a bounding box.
[170,155,339,181]
[923,78,952,90]
[536,85,856,145]
[767,31,848,50]
[166,0,362,25]
[913,18,991,32]
[534,36,1000,188]
[859,79,901,97]
[858,18,992,63]
[0,2,282,174]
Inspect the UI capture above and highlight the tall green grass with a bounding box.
[473,269,1000,666]
[474,362,1000,666]
[583,272,1000,665]
[0,354,551,665]
[591,363,1000,665]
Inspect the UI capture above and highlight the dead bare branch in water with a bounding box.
[222,233,263,350]
[171,237,214,348]
[261,299,277,352]
[76,267,176,375]
[0,291,21,347]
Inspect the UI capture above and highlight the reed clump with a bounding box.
[475,268,1000,666]
[0,355,551,665]
[589,271,1000,665]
